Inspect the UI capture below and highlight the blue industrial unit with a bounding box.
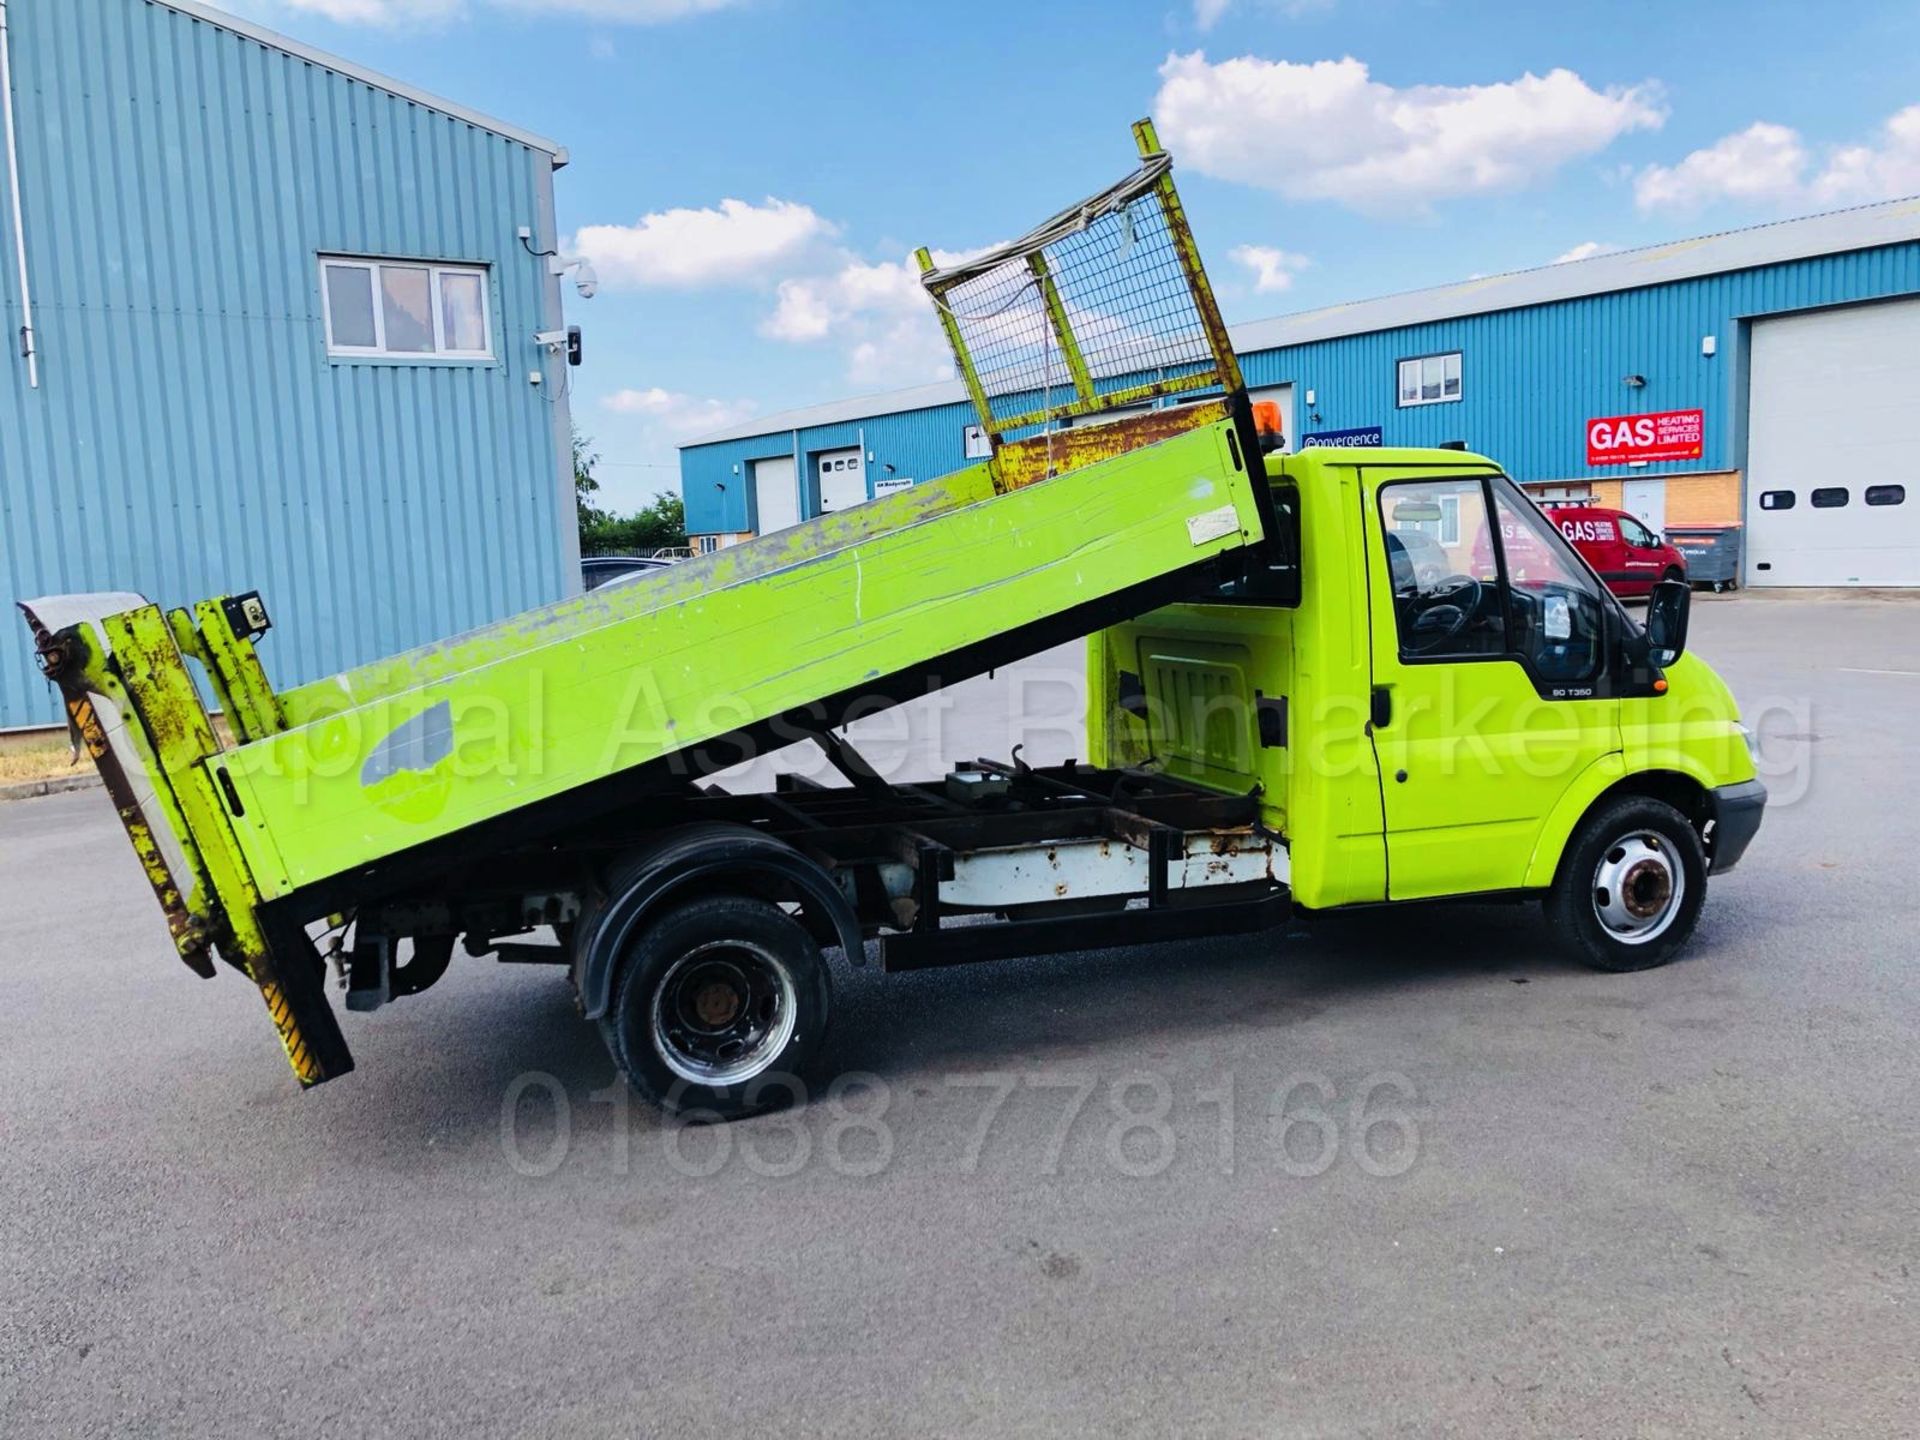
[683,199,1920,587]
[0,0,577,729]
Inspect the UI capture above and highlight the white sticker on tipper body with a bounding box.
[1186,505,1240,546]
[1544,594,1572,641]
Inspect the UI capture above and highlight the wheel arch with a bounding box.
[1524,760,1714,891]
[574,822,864,1022]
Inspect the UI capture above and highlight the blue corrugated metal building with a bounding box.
[682,197,1920,588]
[0,0,578,730]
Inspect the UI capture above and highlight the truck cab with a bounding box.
[1089,444,1765,967]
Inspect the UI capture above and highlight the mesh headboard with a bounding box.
[917,120,1243,445]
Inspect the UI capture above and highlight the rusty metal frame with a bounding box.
[30,617,219,978]
[1132,117,1245,398]
[916,119,1245,463]
[916,242,996,429]
[1027,249,1095,403]
[30,602,351,1087]
[180,598,286,743]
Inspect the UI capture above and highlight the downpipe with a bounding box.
[0,0,37,388]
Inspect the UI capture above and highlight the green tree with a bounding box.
[573,431,607,529]
[582,492,687,554]
[574,430,688,553]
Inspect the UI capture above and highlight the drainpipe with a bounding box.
[0,0,37,388]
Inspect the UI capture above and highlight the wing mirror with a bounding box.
[1646,577,1691,665]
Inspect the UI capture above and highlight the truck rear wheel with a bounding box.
[599,895,832,1120]
[1545,796,1707,972]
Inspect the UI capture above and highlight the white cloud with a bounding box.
[1230,243,1310,292]
[601,387,756,437]
[1193,0,1233,29]
[845,319,950,389]
[1815,105,1920,203]
[764,255,926,341]
[1633,122,1806,212]
[1154,52,1664,214]
[573,198,835,289]
[260,0,743,23]
[763,276,839,342]
[1636,106,1920,213]
[1552,240,1620,264]
[763,247,987,387]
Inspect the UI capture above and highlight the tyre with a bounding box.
[1664,567,1686,585]
[1544,796,1708,972]
[599,894,832,1120]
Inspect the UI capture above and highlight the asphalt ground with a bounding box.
[1,594,1915,1437]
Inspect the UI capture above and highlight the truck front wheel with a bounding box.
[599,895,833,1120]
[1545,797,1708,971]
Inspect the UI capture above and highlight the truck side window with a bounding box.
[1378,479,1506,659]
[1618,514,1657,548]
[1492,484,1605,683]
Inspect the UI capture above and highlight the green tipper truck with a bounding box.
[20,125,1763,1119]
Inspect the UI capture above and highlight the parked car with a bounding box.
[1543,505,1688,598]
[581,555,670,591]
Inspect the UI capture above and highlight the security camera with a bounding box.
[549,254,600,301]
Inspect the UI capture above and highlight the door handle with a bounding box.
[1370,686,1393,730]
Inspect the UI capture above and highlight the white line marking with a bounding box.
[1836,667,1920,677]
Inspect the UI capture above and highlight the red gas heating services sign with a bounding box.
[1586,408,1704,466]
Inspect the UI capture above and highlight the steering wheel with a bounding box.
[1405,574,1482,653]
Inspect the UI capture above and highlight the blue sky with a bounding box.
[216,0,1920,511]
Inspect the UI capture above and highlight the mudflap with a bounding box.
[256,914,356,1088]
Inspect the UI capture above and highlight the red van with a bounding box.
[1543,505,1688,598]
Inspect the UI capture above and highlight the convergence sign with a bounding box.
[1586,408,1704,466]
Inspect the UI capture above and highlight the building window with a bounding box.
[1810,487,1849,509]
[1865,484,1906,507]
[963,424,992,459]
[321,257,493,360]
[1397,352,1461,407]
[1758,490,1795,511]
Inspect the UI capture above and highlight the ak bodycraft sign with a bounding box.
[1586,408,1704,466]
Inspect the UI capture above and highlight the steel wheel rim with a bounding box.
[650,940,797,1086]
[1591,831,1685,945]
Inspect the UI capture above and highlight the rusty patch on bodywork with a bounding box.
[995,400,1234,491]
